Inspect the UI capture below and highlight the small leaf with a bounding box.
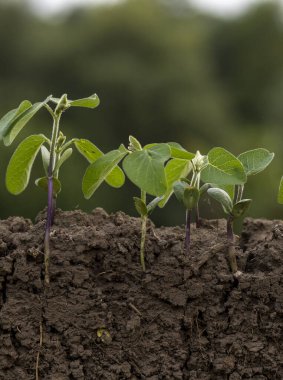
[2,96,51,146]
[183,187,200,210]
[0,100,32,139]
[123,143,171,196]
[238,148,274,177]
[201,147,246,185]
[70,94,100,108]
[199,183,211,196]
[167,142,195,160]
[159,158,191,208]
[55,148,73,172]
[82,145,127,199]
[147,196,163,215]
[133,197,148,217]
[129,135,142,151]
[278,177,283,204]
[232,199,252,218]
[75,139,125,188]
[41,145,50,175]
[35,177,62,195]
[210,183,235,201]
[207,188,233,215]
[6,134,48,195]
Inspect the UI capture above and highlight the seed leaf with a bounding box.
[232,199,252,218]
[147,196,163,215]
[35,177,62,195]
[183,187,200,210]
[159,158,191,208]
[207,188,233,215]
[6,134,48,195]
[41,145,50,175]
[278,177,283,204]
[133,197,148,217]
[123,143,171,196]
[1,96,51,146]
[173,181,187,204]
[82,145,127,199]
[201,147,246,185]
[238,148,274,177]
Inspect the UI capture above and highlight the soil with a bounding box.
[0,209,282,380]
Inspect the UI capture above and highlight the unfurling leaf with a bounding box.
[55,148,73,171]
[232,199,252,218]
[207,188,233,215]
[183,187,200,210]
[129,135,142,151]
[133,197,148,217]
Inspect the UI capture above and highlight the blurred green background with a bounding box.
[0,0,282,225]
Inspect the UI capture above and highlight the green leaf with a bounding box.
[199,183,211,196]
[75,139,125,188]
[55,148,73,171]
[129,135,142,151]
[133,197,148,217]
[167,142,195,160]
[6,134,48,195]
[183,187,200,210]
[232,199,252,218]
[238,148,274,177]
[211,184,235,201]
[82,145,127,199]
[201,147,246,185]
[207,187,233,215]
[147,196,163,215]
[2,96,51,146]
[41,145,50,175]
[0,100,32,139]
[123,143,171,196]
[173,181,187,204]
[70,94,100,109]
[278,177,283,204]
[159,158,191,208]
[35,176,62,195]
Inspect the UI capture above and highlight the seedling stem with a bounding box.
[140,190,147,271]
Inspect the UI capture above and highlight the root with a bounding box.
[35,321,43,380]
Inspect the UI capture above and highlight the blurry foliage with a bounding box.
[0,0,282,224]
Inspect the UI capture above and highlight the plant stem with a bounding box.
[185,209,191,254]
[227,215,238,273]
[235,184,244,203]
[44,114,61,285]
[140,190,147,271]
[195,203,200,228]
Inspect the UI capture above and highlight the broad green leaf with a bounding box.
[159,158,191,208]
[199,183,211,196]
[35,177,62,195]
[173,181,187,204]
[82,145,127,199]
[201,147,246,185]
[70,94,100,108]
[75,139,125,188]
[123,143,171,196]
[167,142,195,160]
[232,199,252,218]
[183,187,200,210]
[238,148,274,177]
[278,177,283,204]
[133,197,148,217]
[6,134,47,195]
[211,183,235,201]
[2,96,51,146]
[41,145,50,174]
[207,188,233,215]
[55,148,73,171]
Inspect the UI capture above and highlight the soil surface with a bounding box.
[0,209,282,380]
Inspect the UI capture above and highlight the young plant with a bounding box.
[171,147,247,253]
[208,148,274,274]
[0,93,124,284]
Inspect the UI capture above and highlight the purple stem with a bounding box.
[195,203,201,228]
[185,209,191,254]
[44,176,54,285]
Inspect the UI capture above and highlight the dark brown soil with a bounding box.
[0,209,282,380]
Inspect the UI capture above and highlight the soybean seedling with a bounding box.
[172,147,247,253]
[0,93,124,284]
[208,148,274,274]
